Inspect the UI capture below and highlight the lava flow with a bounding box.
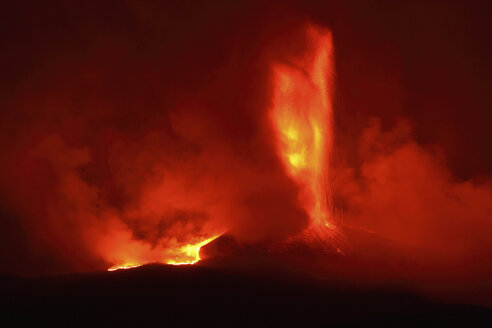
[270,26,336,239]
[166,235,221,265]
[108,263,141,272]
[107,235,221,271]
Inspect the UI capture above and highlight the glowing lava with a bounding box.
[108,263,141,271]
[270,25,336,237]
[166,235,221,265]
[106,235,221,271]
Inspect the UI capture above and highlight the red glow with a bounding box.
[1,2,491,308]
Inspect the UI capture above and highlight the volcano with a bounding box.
[1,0,492,326]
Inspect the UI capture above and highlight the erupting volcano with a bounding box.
[106,25,339,271]
[1,1,492,325]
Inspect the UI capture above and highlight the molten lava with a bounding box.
[108,263,141,272]
[166,235,220,265]
[270,26,336,239]
[106,235,221,271]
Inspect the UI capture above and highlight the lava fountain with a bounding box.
[270,26,337,241]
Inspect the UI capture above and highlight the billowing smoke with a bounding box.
[330,119,492,306]
[335,118,492,261]
[0,1,314,274]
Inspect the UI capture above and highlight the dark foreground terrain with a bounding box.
[1,263,492,327]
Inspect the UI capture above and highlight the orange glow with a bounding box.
[106,234,221,271]
[270,26,336,238]
[108,263,141,271]
[166,235,221,265]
